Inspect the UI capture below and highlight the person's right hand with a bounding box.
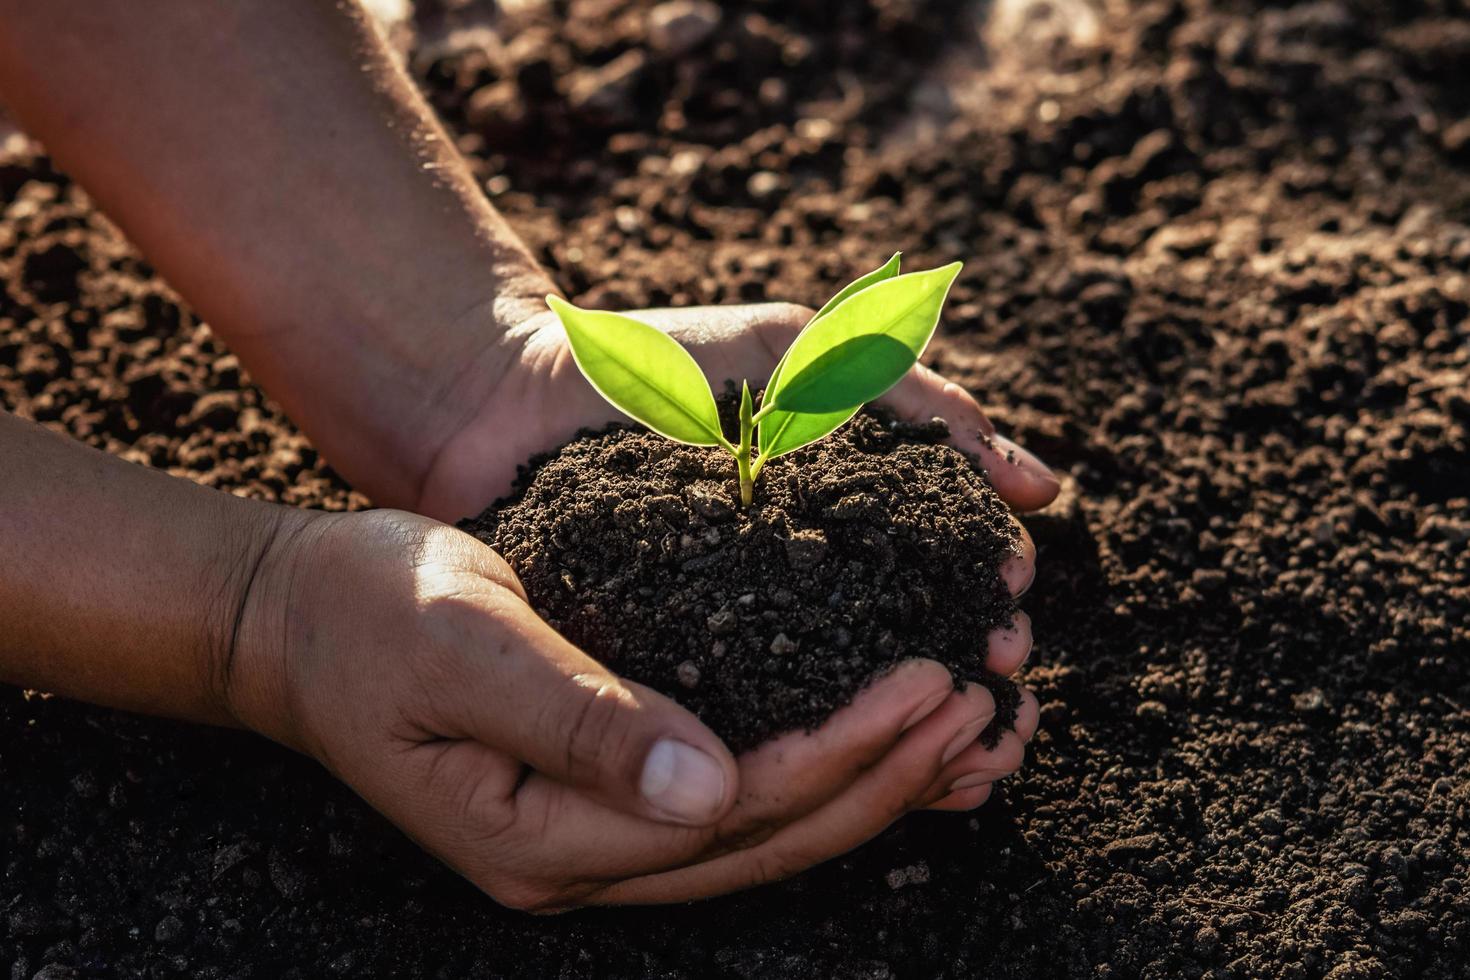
[227,508,1039,911]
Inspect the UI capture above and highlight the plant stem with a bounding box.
[737,380,755,506]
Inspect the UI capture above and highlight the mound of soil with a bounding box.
[3,1,1470,978]
[460,404,1021,754]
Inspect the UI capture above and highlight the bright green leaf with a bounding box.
[547,295,725,446]
[772,262,961,410]
[758,261,961,459]
[771,334,917,413]
[757,253,903,460]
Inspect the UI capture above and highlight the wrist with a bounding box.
[215,504,338,754]
[390,284,555,507]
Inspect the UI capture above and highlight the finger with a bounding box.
[1000,523,1037,596]
[585,684,996,905]
[495,659,961,882]
[928,729,1027,799]
[985,610,1033,676]
[426,579,737,828]
[917,686,1038,810]
[1014,685,1040,742]
[719,659,958,835]
[883,363,1060,511]
[926,782,995,813]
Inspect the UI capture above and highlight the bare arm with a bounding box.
[0,0,553,509]
[0,410,292,725]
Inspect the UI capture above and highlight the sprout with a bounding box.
[546,253,961,506]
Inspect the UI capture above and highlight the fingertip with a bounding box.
[985,434,1060,511]
[938,684,996,765]
[985,610,1033,675]
[621,680,740,826]
[926,782,994,812]
[1000,525,1037,597]
[968,680,998,725]
[1015,686,1040,742]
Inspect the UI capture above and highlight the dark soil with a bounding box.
[460,404,1021,754]
[4,1,1470,978]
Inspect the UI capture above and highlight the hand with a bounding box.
[228,507,1043,910]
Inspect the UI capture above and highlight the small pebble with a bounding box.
[705,609,737,635]
[770,633,798,655]
[676,661,702,689]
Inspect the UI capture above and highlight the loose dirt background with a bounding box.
[3,0,1468,977]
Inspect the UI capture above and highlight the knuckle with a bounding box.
[455,775,518,843]
[747,844,821,887]
[485,875,601,915]
[486,876,569,914]
[549,675,641,784]
[706,813,782,857]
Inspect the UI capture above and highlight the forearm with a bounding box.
[0,0,554,507]
[0,411,303,727]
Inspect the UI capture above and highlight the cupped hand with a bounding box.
[229,506,1042,910]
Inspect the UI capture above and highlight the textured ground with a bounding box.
[3,1,1469,977]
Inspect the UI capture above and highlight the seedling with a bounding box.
[546,254,960,506]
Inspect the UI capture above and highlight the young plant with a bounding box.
[546,254,961,506]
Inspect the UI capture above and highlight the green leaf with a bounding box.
[772,262,961,411]
[547,295,725,446]
[769,334,917,413]
[758,261,961,459]
[757,253,903,460]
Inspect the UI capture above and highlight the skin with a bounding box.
[0,0,1060,910]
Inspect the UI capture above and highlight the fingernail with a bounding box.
[941,717,988,765]
[900,686,950,733]
[948,772,992,792]
[640,739,726,824]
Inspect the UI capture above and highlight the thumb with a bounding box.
[438,588,738,828]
